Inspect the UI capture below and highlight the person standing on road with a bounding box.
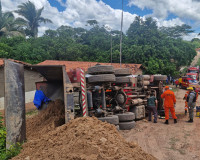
[161,86,177,124]
[187,87,196,123]
[183,90,189,115]
[193,87,198,101]
[147,93,158,123]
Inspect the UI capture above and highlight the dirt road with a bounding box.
[121,87,200,160]
[0,102,35,115]
[180,49,200,71]
[190,50,200,66]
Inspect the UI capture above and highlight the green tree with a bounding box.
[0,43,12,58]
[0,0,24,37]
[191,38,200,48]
[15,1,52,38]
[160,24,194,39]
[86,20,98,27]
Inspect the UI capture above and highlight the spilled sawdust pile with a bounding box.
[13,101,156,160]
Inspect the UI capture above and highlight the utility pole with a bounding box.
[111,32,113,64]
[120,0,124,68]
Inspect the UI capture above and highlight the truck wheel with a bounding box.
[154,75,167,81]
[143,75,151,80]
[98,115,119,125]
[114,68,132,76]
[88,65,114,74]
[116,112,135,122]
[119,121,135,130]
[88,74,116,83]
[115,77,131,83]
[115,91,127,106]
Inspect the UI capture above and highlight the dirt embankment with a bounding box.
[13,99,156,160]
[26,100,65,140]
[190,50,200,67]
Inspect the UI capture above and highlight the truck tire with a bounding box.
[119,121,135,130]
[143,80,150,86]
[98,115,119,125]
[143,75,151,80]
[88,74,116,83]
[154,75,167,81]
[115,77,131,83]
[116,112,135,122]
[114,68,132,76]
[88,65,114,74]
[115,91,127,106]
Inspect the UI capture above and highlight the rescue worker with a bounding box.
[187,87,196,123]
[193,87,198,101]
[161,86,177,124]
[183,90,189,115]
[147,93,158,123]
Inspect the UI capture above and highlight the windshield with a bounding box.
[187,75,197,79]
[188,70,198,73]
[189,80,197,83]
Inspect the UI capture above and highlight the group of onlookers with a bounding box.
[147,86,197,124]
[166,75,175,85]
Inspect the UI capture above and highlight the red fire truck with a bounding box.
[187,66,199,80]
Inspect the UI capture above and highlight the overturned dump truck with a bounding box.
[72,65,167,130]
[33,64,166,130]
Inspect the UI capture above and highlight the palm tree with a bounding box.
[0,0,24,37]
[15,1,52,38]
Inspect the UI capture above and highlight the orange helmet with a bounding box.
[165,86,169,89]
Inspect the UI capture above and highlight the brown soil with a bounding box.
[121,87,200,160]
[26,99,65,140]
[13,100,156,160]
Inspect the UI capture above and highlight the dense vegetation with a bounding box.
[0,1,198,76]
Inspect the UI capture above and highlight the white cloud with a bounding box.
[1,0,137,35]
[61,0,138,32]
[128,0,200,21]
[1,0,199,40]
[182,32,200,41]
[156,18,184,28]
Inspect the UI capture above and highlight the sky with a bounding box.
[1,0,200,40]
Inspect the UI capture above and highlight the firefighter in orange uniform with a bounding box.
[161,86,177,124]
[183,90,189,115]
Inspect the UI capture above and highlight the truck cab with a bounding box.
[186,73,198,80]
[188,66,199,80]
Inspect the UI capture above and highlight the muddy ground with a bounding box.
[121,87,200,160]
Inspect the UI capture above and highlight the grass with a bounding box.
[0,113,23,160]
[26,110,38,116]
[26,109,38,119]
[0,143,22,160]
